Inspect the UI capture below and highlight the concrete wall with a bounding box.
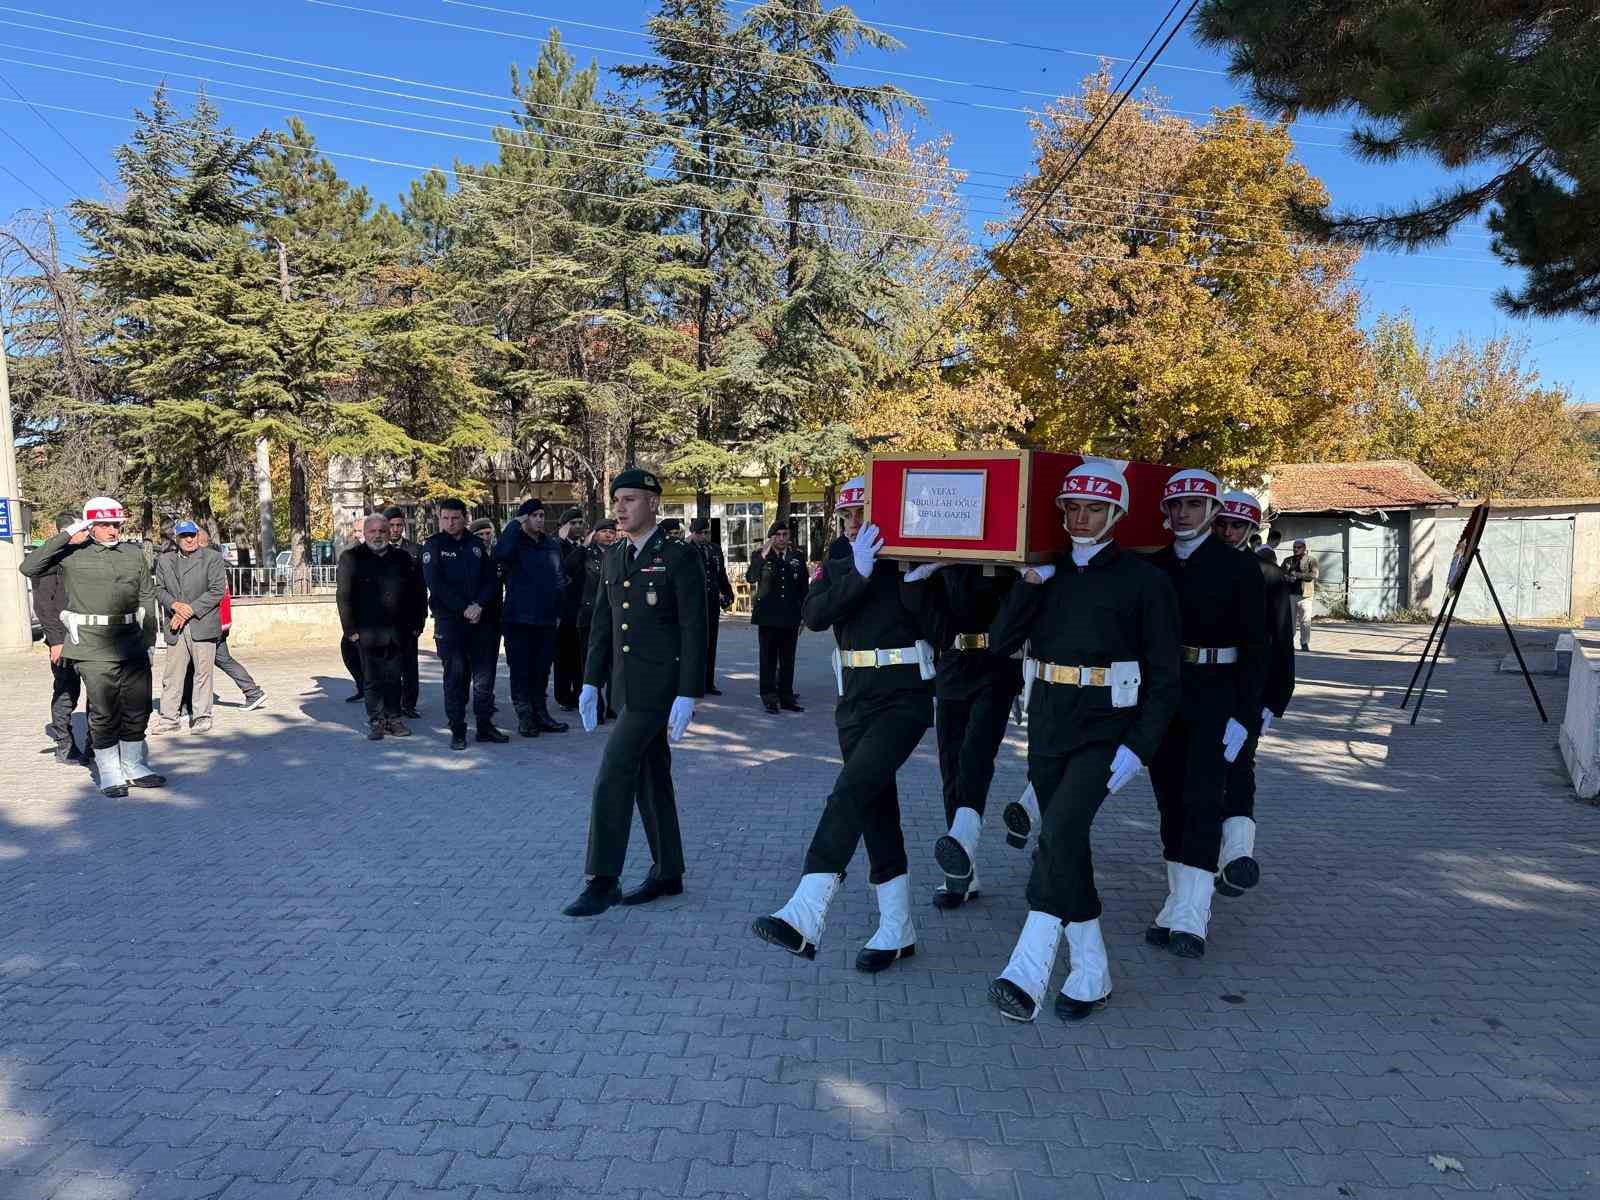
[226,597,343,648]
[1561,634,1600,800]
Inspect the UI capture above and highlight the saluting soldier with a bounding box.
[1212,491,1295,898]
[688,517,735,695]
[926,563,1023,908]
[565,470,708,917]
[984,462,1181,1021]
[751,477,943,973]
[20,496,165,798]
[1143,469,1268,960]
[746,521,808,714]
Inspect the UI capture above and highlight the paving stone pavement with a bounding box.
[1,618,1597,1200]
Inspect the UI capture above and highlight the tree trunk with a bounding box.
[776,465,791,525]
[288,440,310,573]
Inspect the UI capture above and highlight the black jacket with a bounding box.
[989,543,1180,763]
[932,565,1024,704]
[802,550,940,714]
[583,526,708,712]
[696,538,735,615]
[1145,534,1268,735]
[565,542,608,628]
[747,546,809,629]
[31,557,68,647]
[421,530,499,633]
[1258,554,1296,717]
[337,544,426,646]
[558,536,585,624]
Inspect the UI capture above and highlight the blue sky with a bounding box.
[1,0,1593,399]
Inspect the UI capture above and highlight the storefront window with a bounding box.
[789,501,828,562]
[721,502,765,563]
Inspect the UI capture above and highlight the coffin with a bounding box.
[866,450,1177,564]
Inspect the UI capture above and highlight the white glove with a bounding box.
[852,523,883,578]
[67,519,92,534]
[1021,564,1056,585]
[668,696,695,742]
[1260,707,1274,734]
[1106,745,1142,795]
[578,684,599,733]
[1222,718,1248,763]
[903,561,944,582]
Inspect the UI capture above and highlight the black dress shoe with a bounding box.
[1169,932,1206,958]
[1145,924,1170,946]
[1218,856,1259,895]
[517,715,539,737]
[751,915,814,959]
[620,877,684,906]
[401,707,421,719]
[562,877,621,917]
[476,722,511,743]
[705,686,723,696]
[988,977,1037,1021]
[449,726,467,751]
[780,698,805,712]
[1055,993,1109,1022]
[367,721,385,741]
[535,714,570,733]
[763,698,780,714]
[932,883,980,910]
[128,772,166,788]
[855,943,915,973]
[346,691,366,703]
[101,783,129,799]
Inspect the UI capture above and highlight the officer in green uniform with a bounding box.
[564,469,709,917]
[20,496,164,798]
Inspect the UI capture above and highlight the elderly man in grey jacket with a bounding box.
[155,520,227,733]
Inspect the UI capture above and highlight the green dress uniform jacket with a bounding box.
[747,547,809,628]
[21,532,157,662]
[584,526,709,713]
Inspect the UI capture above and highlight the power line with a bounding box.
[0,117,73,197]
[0,65,108,190]
[0,154,52,206]
[0,90,1504,294]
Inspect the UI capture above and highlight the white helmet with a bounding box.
[836,475,866,511]
[82,496,127,524]
[1056,460,1129,545]
[1161,469,1221,541]
[1217,490,1262,528]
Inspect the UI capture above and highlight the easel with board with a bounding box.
[1398,502,1547,725]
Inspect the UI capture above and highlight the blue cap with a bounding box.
[174,520,200,535]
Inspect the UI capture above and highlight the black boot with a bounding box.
[449,724,467,751]
[534,709,569,733]
[367,720,385,741]
[763,695,780,714]
[516,710,539,737]
[779,696,805,712]
[476,720,510,744]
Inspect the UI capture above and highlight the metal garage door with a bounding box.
[1447,516,1573,621]
[1347,517,1408,618]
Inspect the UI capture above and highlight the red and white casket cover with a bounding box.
[865,450,1177,564]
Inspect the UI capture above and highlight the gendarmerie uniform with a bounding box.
[575,497,707,906]
[746,534,809,712]
[21,504,163,797]
[422,523,503,744]
[1218,535,1296,895]
[752,501,940,973]
[1145,525,1267,957]
[929,565,1023,906]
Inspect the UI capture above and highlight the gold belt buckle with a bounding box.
[1085,667,1108,687]
[956,633,988,651]
[1182,646,1203,664]
[881,648,908,666]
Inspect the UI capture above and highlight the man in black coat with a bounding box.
[746,522,808,714]
[985,461,1181,1022]
[384,506,427,718]
[32,509,88,764]
[495,499,569,737]
[552,506,587,710]
[1143,470,1268,960]
[337,513,427,740]
[689,517,735,695]
[751,477,943,974]
[564,517,619,724]
[1212,492,1296,898]
[422,498,508,750]
[565,470,708,918]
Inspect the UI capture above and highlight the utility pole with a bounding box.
[0,313,34,650]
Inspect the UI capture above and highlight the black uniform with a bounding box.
[421,530,501,730]
[565,539,613,720]
[797,547,939,886]
[395,538,426,713]
[1145,535,1268,871]
[931,567,1024,829]
[336,543,427,724]
[582,526,708,883]
[22,532,159,750]
[988,545,1181,920]
[695,537,735,691]
[30,552,84,756]
[1222,551,1296,822]
[553,534,586,708]
[747,545,808,705]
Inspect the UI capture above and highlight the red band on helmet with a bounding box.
[1220,499,1261,523]
[836,487,865,508]
[1060,473,1124,504]
[1163,477,1219,501]
[86,507,124,521]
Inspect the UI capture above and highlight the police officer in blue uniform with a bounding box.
[421,498,509,751]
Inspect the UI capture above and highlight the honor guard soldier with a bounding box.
[565,469,708,917]
[21,497,165,797]
[746,521,808,714]
[688,517,735,695]
[1144,470,1267,959]
[422,498,508,750]
[984,463,1181,1021]
[1212,491,1295,897]
[927,564,1024,908]
[751,477,942,972]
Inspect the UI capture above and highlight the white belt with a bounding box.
[1022,656,1141,712]
[61,609,142,645]
[831,641,936,694]
[1181,645,1238,665]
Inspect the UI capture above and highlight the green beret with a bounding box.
[610,468,662,496]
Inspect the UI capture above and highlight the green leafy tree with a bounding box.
[1195,0,1600,318]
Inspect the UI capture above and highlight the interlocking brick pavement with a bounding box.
[1,619,1596,1199]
